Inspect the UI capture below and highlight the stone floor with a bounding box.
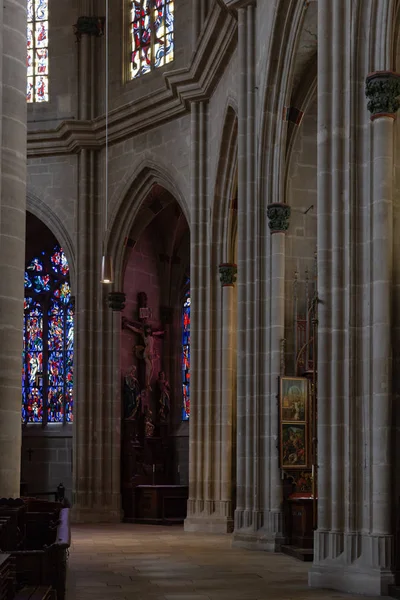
[66,524,387,600]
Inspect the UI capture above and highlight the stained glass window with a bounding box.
[182,288,190,420]
[130,0,174,80]
[22,246,74,424]
[27,0,49,103]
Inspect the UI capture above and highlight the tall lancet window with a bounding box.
[27,0,49,102]
[182,286,190,420]
[22,246,74,424]
[130,0,174,79]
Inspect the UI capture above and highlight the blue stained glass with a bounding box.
[22,244,74,424]
[32,274,50,293]
[182,288,190,421]
[25,272,32,288]
[27,257,43,272]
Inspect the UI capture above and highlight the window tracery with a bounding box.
[27,0,49,103]
[22,246,74,424]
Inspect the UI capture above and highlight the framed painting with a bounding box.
[280,376,308,423]
[280,423,308,469]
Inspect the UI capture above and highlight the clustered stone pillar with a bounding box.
[218,263,237,531]
[233,0,261,541]
[185,101,212,529]
[309,2,397,592]
[0,0,27,497]
[192,0,210,43]
[265,203,290,545]
[73,5,120,521]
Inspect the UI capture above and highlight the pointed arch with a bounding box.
[211,102,238,264]
[26,192,76,293]
[107,161,189,290]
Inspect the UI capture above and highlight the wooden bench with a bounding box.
[15,586,55,600]
[0,553,16,600]
[12,508,70,600]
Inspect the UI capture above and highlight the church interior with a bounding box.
[1,0,400,598]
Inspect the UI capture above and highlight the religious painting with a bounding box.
[281,423,308,469]
[280,376,308,422]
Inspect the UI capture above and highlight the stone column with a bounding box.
[0,0,27,497]
[232,0,262,544]
[72,8,121,521]
[265,203,290,545]
[218,263,237,531]
[184,101,212,530]
[309,3,397,592]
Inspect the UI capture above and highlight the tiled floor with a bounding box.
[66,524,385,600]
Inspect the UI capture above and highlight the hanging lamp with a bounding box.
[100,0,113,284]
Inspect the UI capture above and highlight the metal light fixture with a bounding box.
[100,0,113,285]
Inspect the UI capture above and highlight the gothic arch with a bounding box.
[26,192,76,292]
[107,161,189,290]
[211,102,238,264]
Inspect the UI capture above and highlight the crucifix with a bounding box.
[122,293,164,391]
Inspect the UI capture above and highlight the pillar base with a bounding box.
[309,531,395,596]
[232,528,285,552]
[71,505,122,524]
[71,492,122,523]
[232,508,284,551]
[184,516,234,534]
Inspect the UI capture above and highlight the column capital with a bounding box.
[73,16,105,41]
[219,263,237,287]
[365,71,400,119]
[267,203,291,233]
[107,292,126,312]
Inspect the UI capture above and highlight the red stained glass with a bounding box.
[130,0,174,79]
[27,0,49,103]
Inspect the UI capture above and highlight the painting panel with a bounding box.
[281,423,308,469]
[280,376,308,422]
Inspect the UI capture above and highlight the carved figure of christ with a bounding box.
[122,317,164,390]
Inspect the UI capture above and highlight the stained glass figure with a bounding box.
[182,288,190,420]
[23,244,74,424]
[130,0,174,80]
[27,0,49,103]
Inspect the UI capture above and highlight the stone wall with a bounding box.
[285,96,318,372]
[21,430,73,502]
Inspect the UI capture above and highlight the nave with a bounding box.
[66,525,381,600]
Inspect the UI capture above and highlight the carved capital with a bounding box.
[107,292,126,312]
[219,263,237,287]
[365,71,400,118]
[267,203,291,233]
[74,16,105,40]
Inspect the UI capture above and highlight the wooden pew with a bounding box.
[11,507,70,600]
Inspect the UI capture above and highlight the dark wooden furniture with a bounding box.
[288,494,314,549]
[0,554,15,600]
[134,485,188,524]
[0,499,70,600]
